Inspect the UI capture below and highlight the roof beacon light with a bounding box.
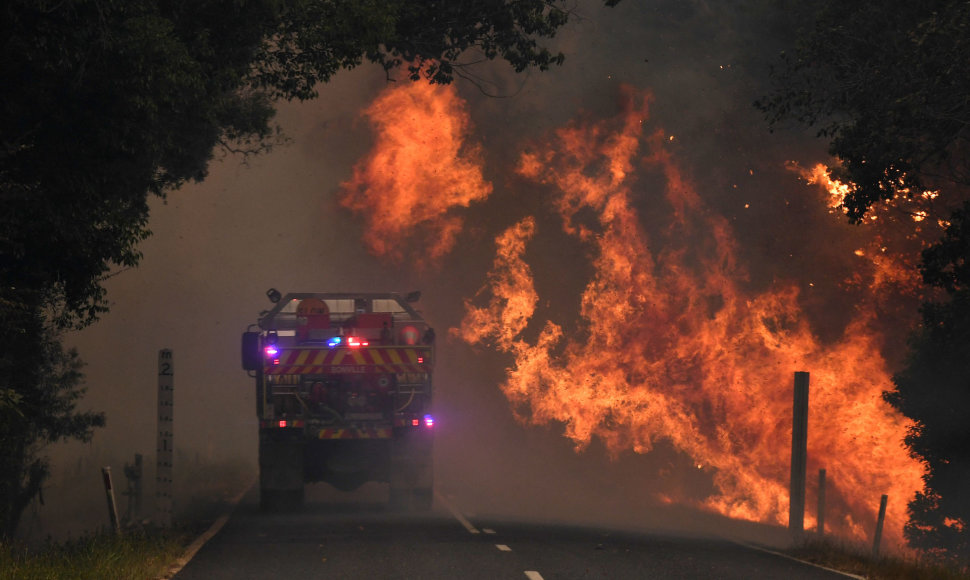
[327,336,342,348]
[423,414,435,428]
[346,336,369,347]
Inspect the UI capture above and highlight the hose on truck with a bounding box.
[394,389,418,413]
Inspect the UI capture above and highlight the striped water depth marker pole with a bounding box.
[156,349,174,527]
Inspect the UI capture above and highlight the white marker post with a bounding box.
[789,371,809,536]
[156,349,174,527]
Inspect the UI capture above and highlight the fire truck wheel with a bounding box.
[388,488,408,511]
[259,488,277,510]
[260,488,304,511]
[412,487,433,511]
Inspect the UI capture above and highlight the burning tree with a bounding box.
[759,0,970,560]
[756,0,970,225]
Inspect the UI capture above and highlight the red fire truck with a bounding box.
[241,291,435,510]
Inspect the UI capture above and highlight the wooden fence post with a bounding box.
[101,466,121,534]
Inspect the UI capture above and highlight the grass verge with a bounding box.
[3,456,254,579]
[0,527,192,580]
[785,537,969,579]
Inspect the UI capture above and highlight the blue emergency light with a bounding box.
[327,336,368,348]
[264,331,280,358]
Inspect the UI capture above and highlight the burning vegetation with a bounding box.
[339,80,492,266]
[341,81,927,546]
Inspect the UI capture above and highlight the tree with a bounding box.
[0,0,620,537]
[885,285,970,561]
[1,0,615,331]
[756,0,970,223]
[252,0,624,99]
[921,201,970,293]
[2,0,279,329]
[883,204,970,561]
[0,305,104,538]
[1,0,281,536]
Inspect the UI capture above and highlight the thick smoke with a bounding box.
[25,0,925,550]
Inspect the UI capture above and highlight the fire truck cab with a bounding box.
[242,291,435,510]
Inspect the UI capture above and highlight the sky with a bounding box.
[25,0,929,547]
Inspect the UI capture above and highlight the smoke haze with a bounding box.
[24,1,925,550]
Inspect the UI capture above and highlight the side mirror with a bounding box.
[405,290,421,303]
[241,332,261,371]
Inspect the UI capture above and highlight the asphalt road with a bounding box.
[171,484,855,579]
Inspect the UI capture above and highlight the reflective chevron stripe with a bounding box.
[264,346,431,374]
[316,427,392,439]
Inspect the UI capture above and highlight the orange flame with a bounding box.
[788,161,928,309]
[338,81,492,264]
[794,162,851,214]
[456,87,924,544]
[340,80,926,546]
[790,161,947,236]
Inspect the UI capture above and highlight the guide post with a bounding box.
[156,349,174,527]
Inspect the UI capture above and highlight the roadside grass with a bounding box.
[0,528,191,580]
[2,456,254,580]
[786,537,970,579]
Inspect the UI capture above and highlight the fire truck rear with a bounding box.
[241,291,435,510]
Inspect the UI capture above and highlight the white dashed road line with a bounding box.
[433,490,480,534]
[435,494,545,580]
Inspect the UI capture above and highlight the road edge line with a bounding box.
[163,480,254,579]
[735,540,867,579]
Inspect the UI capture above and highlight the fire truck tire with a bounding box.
[259,488,277,510]
[260,487,304,511]
[388,488,408,511]
[412,487,433,511]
